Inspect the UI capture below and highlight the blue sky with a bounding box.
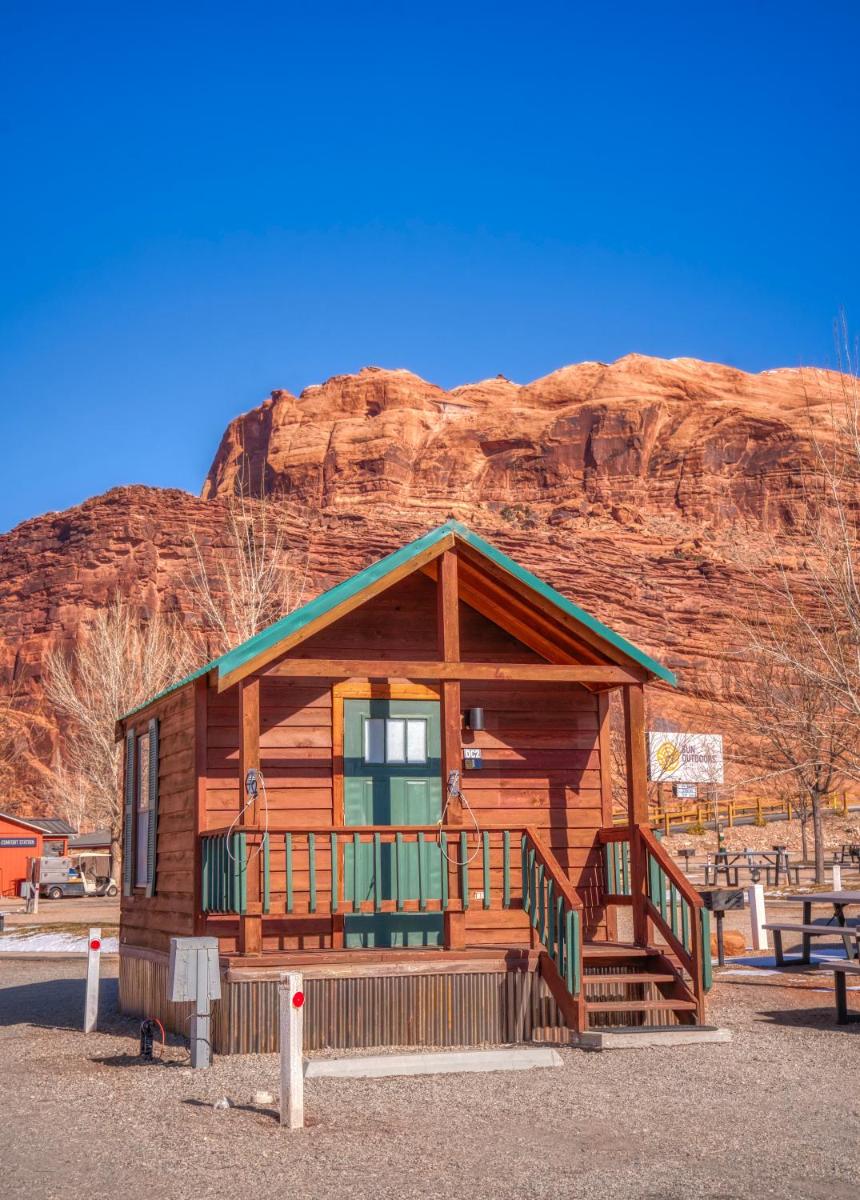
[1,2,858,532]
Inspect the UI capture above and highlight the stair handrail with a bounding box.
[523,825,584,915]
[521,826,585,1032]
[636,824,708,1017]
[638,825,704,911]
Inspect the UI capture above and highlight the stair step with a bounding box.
[585,999,698,1013]
[583,943,656,959]
[583,972,676,985]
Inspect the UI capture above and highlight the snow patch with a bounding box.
[0,932,118,954]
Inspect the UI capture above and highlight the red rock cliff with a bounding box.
[0,354,850,807]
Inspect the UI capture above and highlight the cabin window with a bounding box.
[363,718,428,764]
[135,731,150,888]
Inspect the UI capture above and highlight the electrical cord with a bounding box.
[437,769,481,866]
[225,767,270,864]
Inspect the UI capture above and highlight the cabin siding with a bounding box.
[196,574,608,951]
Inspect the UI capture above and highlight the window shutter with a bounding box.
[145,717,159,897]
[122,730,136,897]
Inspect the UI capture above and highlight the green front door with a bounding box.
[343,698,444,947]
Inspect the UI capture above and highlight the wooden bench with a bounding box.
[818,957,860,1023]
[764,922,860,966]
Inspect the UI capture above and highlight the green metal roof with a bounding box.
[120,519,675,721]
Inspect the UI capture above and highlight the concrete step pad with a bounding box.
[304,1046,564,1079]
[574,1025,732,1050]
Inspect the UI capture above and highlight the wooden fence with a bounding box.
[615,792,854,835]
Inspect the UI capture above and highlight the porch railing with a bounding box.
[598,823,711,1013]
[199,823,585,1023]
[201,830,270,914]
[201,825,530,917]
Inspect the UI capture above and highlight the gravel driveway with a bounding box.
[1,957,858,1200]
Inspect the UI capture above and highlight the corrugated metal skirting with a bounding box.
[119,951,563,1055]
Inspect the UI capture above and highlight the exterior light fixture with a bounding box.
[464,707,485,731]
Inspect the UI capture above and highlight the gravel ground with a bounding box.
[2,959,859,1199]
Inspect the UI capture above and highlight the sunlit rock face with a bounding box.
[1,354,852,806]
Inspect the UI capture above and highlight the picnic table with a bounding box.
[765,891,860,966]
[704,847,799,887]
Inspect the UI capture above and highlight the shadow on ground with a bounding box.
[0,975,125,1030]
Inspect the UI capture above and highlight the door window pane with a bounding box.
[406,719,427,763]
[385,719,406,762]
[364,718,385,763]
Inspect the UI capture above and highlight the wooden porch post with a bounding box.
[622,683,650,945]
[437,548,465,950]
[239,676,262,956]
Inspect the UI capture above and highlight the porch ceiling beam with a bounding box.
[264,659,646,683]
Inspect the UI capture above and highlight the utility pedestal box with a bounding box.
[168,937,221,1068]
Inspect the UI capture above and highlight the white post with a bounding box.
[279,971,304,1130]
[84,927,101,1033]
[190,947,212,1069]
[748,884,768,952]
[832,863,842,891]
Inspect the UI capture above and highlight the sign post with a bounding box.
[747,885,768,952]
[84,928,101,1033]
[279,971,304,1129]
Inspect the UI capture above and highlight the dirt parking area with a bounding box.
[1,895,120,928]
[1,957,858,1200]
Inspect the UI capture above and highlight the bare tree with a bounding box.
[187,487,312,654]
[0,684,53,811]
[716,328,860,879]
[43,597,193,877]
[718,615,853,882]
[748,333,860,781]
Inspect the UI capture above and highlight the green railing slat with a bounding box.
[681,894,690,952]
[352,832,360,912]
[460,832,469,910]
[308,832,316,914]
[700,908,713,992]
[546,878,555,958]
[565,907,575,993]
[669,882,678,938]
[527,847,536,923]
[418,832,427,912]
[572,909,581,995]
[482,831,491,910]
[201,838,209,911]
[330,832,338,914]
[373,832,382,913]
[286,832,293,913]
[503,831,511,909]
[556,895,564,975]
[537,863,546,945]
[620,842,629,895]
[440,832,448,909]
[262,833,270,914]
[239,833,248,914]
[395,832,404,912]
[647,849,658,905]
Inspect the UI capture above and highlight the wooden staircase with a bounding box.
[581,943,699,1029]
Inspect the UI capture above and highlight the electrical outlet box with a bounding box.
[168,936,222,1004]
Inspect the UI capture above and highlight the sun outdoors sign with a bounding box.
[648,732,724,785]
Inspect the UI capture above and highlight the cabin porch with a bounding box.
[118,818,711,1053]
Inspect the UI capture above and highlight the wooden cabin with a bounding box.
[117,521,711,1052]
